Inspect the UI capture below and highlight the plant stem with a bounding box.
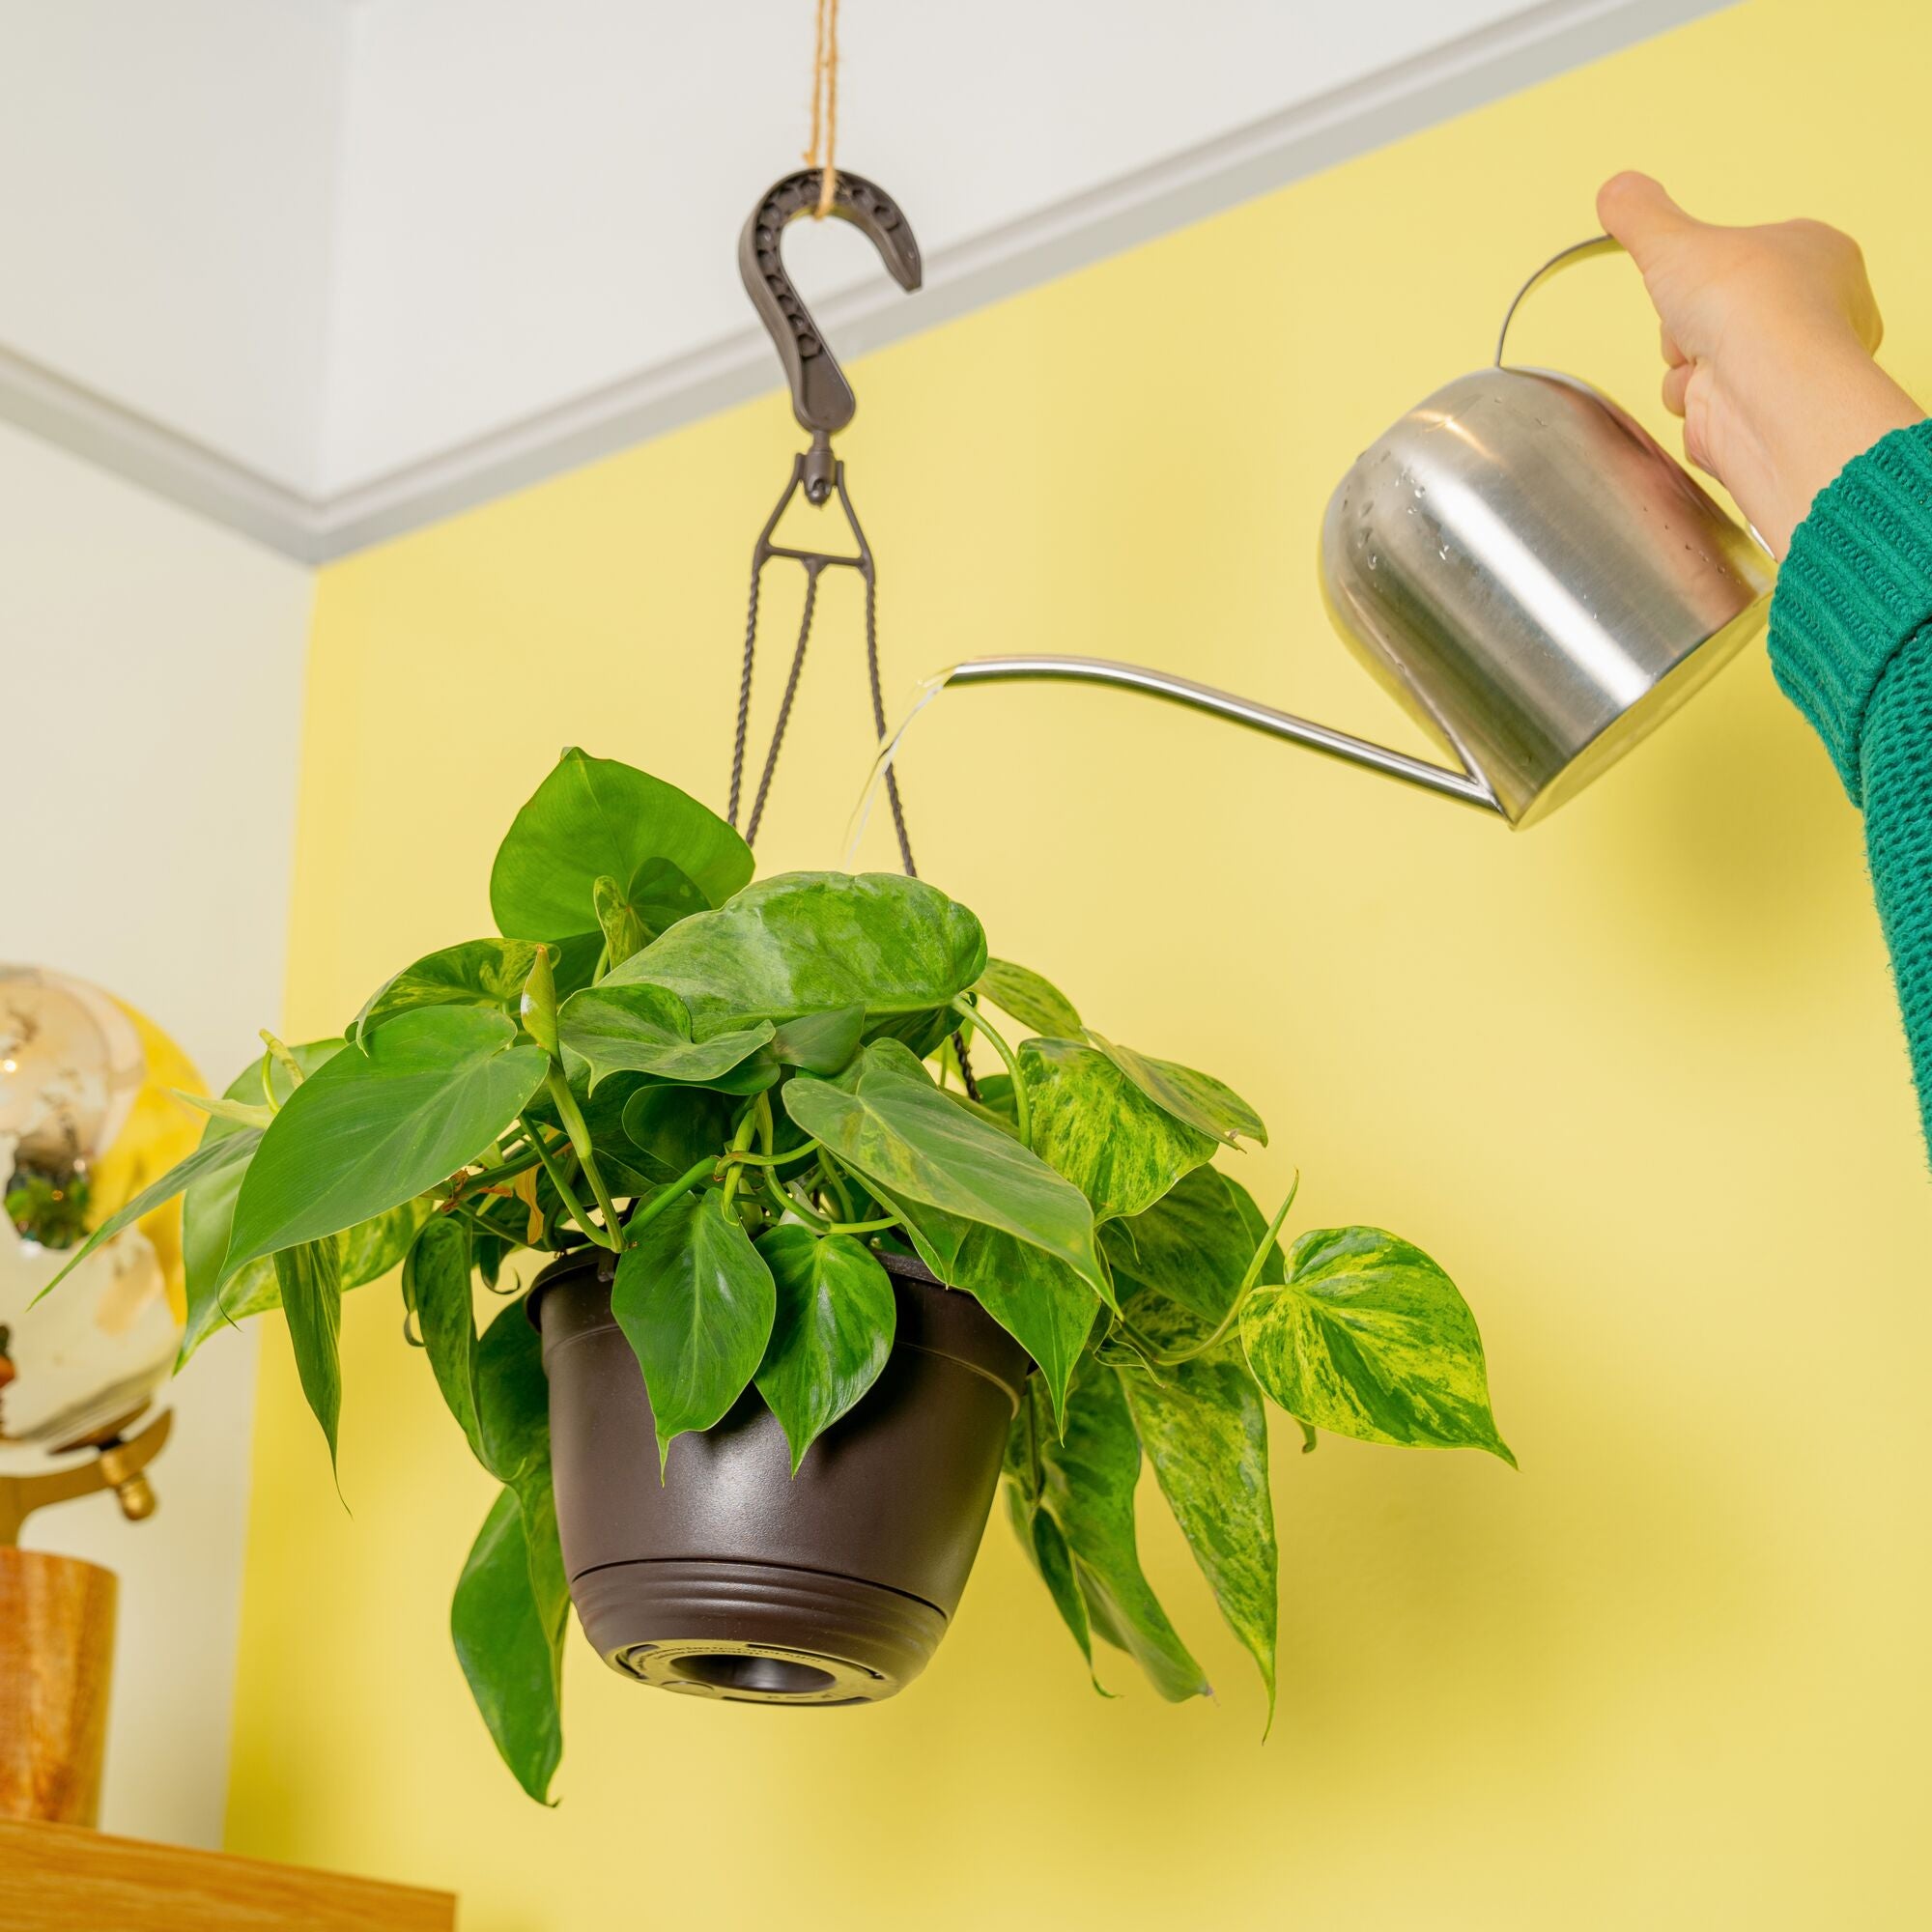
[545,1067,624,1238]
[827,1212,901,1236]
[815,1155,857,1222]
[519,1112,615,1252]
[1146,1173,1300,1367]
[463,1148,542,1192]
[719,1142,820,1171]
[952,996,1029,1145]
[719,1102,762,1211]
[757,1169,833,1231]
[623,1156,719,1247]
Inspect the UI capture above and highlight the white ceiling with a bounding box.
[0,0,1728,557]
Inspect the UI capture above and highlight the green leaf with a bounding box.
[167,1089,274,1130]
[1117,1291,1277,1716]
[181,1198,427,1365]
[974,958,1082,1038]
[620,1085,733,1182]
[490,748,752,944]
[336,1198,432,1289]
[224,1007,549,1280]
[520,946,559,1057]
[764,1006,866,1075]
[1035,1366,1208,1701]
[886,1207,1095,1426]
[557,983,774,1091]
[354,939,542,1046]
[34,1127,262,1304]
[611,1193,776,1469]
[604,872,986,1047]
[406,1214,484,1463]
[1103,1164,1283,1326]
[1084,1032,1265,1148]
[273,1238,344,1474]
[1240,1227,1513,1463]
[476,1294,554,1484]
[1005,1481,1102,1687]
[452,1484,567,1804]
[781,1039,1107,1305]
[753,1227,895,1472]
[178,1040,350,1355]
[1021,1037,1218,1224]
[592,875,650,972]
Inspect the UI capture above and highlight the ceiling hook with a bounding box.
[738,168,922,502]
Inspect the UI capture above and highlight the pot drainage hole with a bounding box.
[669,1653,838,1697]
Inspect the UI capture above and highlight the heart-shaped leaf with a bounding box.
[1021,1037,1218,1224]
[1117,1289,1277,1716]
[557,983,775,1091]
[604,872,985,1046]
[1085,1032,1265,1148]
[224,1007,549,1279]
[612,1192,776,1468]
[753,1227,895,1471]
[490,749,751,944]
[1240,1227,1513,1463]
[974,958,1082,1038]
[782,1039,1107,1306]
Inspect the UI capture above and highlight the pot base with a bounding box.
[574,1557,946,1705]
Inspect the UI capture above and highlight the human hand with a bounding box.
[1596,171,1922,554]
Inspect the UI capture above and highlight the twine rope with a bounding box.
[805,0,840,217]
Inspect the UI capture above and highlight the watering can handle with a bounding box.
[1493,234,1623,367]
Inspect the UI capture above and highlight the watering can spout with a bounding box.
[942,657,1504,814]
[941,237,1774,831]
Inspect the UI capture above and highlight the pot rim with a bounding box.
[524,1236,948,1327]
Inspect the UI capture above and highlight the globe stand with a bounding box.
[0,1409,169,1827]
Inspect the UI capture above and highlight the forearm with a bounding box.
[1859,635,1932,1152]
[1770,420,1932,1156]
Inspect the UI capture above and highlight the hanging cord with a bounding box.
[805,0,840,217]
[863,570,916,877]
[744,562,822,847]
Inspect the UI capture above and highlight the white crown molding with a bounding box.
[0,0,1727,565]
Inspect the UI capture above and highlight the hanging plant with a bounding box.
[42,750,1510,1801]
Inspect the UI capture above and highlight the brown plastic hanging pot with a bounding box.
[529,1246,1032,1705]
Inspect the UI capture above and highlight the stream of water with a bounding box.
[840,668,956,869]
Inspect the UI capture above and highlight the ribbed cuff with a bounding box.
[1769,419,1932,806]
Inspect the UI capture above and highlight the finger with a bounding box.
[1662,361,1693,417]
[1596,170,1700,273]
[1660,324,1688,369]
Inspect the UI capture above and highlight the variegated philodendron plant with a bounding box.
[43,751,1511,1799]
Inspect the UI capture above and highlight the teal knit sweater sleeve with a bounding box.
[1769,418,1932,1157]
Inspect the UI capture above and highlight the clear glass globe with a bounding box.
[0,965,144,1179]
[0,967,189,1470]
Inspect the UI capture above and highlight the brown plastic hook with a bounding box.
[739,168,922,500]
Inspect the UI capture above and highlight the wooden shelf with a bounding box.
[0,1816,455,1930]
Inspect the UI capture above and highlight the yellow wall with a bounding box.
[228,3,1932,1924]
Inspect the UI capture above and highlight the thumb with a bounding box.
[1596,170,1699,273]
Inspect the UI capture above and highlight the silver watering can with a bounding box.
[952,235,1776,827]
